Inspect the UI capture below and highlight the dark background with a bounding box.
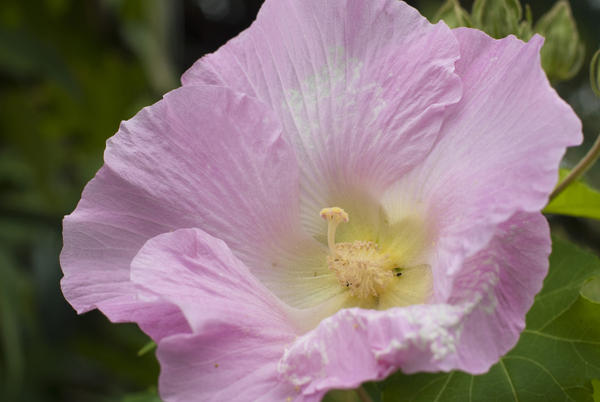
[0,1,598,401]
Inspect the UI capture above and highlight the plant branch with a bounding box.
[549,133,600,201]
[356,385,373,402]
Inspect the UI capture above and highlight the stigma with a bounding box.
[320,207,395,300]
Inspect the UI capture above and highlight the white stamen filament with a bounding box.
[319,207,349,254]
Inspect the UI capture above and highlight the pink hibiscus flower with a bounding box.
[60,0,582,400]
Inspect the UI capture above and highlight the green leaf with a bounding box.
[121,387,161,402]
[592,379,600,402]
[581,277,600,303]
[324,383,382,402]
[544,169,600,220]
[323,389,361,402]
[382,237,600,402]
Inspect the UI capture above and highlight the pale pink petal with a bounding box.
[183,0,462,235]
[280,212,549,394]
[130,228,317,402]
[60,168,191,340]
[384,29,581,298]
[104,86,304,269]
[61,85,327,328]
[159,333,321,402]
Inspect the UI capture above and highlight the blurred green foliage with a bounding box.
[0,0,165,400]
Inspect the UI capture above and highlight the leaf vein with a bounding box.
[571,342,600,371]
[499,359,519,402]
[469,375,474,402]
[503,355,574,401]
[409,376,448,402]
[523,329,600,345]
[432,372,454,402]
[536,298,578,331]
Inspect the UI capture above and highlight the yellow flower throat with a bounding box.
[320,207,401,300]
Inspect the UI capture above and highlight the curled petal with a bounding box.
[451,212,550,372]
[130,228,317,402]
[280,212,550,394]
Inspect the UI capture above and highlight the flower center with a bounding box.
[320,207,397,300]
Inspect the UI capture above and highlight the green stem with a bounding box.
[356,385,373,402]
[549,133,600,201]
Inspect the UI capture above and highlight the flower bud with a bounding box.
[433,0,472,28]
[472,0,522,39]
[517,4,533,40]
[534,0,585,82]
